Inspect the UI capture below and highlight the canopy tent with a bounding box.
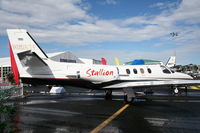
[50,87,66,94]
[125,59,161,65]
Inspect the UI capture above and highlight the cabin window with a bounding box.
[126,69,130,74]
[133,69,137,74]
[147,68,152,73]
[140,68,144,74]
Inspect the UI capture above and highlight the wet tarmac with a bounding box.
[11,89,200,133]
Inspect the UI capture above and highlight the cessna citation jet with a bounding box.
[7,29,200,103]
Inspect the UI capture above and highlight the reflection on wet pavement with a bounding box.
[11,89,200,133]
[145,117,200,132]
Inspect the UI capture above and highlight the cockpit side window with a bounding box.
[163,69,171,74]
[161,66,171,74]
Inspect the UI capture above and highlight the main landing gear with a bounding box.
[105,90,112,100]
[105,89,135,103]
[123,88,135,103]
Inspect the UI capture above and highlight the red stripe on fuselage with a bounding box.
[9,41,20,85]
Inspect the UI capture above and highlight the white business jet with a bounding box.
[7,29,200,103]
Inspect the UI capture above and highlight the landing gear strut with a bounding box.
[185,86,188,96]
[105,90,112,100]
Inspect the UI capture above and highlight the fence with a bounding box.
[0,85,23,98]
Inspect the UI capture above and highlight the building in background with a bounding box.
[49,51,84,63]
[0,57,11,83]
[173,64,200,79]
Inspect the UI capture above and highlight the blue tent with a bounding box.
[131,59,145,65]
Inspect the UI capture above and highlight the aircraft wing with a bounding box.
[103,80,200,89]
[17,50,48,67]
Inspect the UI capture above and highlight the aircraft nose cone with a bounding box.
[187,74,194,79]
[185,75,193,79]
[177,72,193,79]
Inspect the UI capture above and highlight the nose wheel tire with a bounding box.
[174,87,179,94]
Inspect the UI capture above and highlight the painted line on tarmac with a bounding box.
[190,86,200,90]
[179,85,200,90]
[90,104,130,133]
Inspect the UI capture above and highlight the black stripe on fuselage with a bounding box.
[21,77,96,89]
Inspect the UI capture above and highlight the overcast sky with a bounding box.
[0,0,200,65]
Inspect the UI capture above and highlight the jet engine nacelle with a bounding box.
[80,65,119,82]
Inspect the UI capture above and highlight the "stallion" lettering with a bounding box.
[86,69,114,77]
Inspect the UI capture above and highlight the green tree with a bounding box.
[0,88,17,133]
[6,73,15,85]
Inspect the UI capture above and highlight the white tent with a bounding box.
[50,87,66,94]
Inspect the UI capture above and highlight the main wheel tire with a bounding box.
[173,87,181,95]
[124,95,133,103]
[105,90,112,100]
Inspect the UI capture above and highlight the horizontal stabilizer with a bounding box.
[17,50,48,67]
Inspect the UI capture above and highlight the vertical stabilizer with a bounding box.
[7,29,48,59]
[166,56,176,68]
[7,29,48,83]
